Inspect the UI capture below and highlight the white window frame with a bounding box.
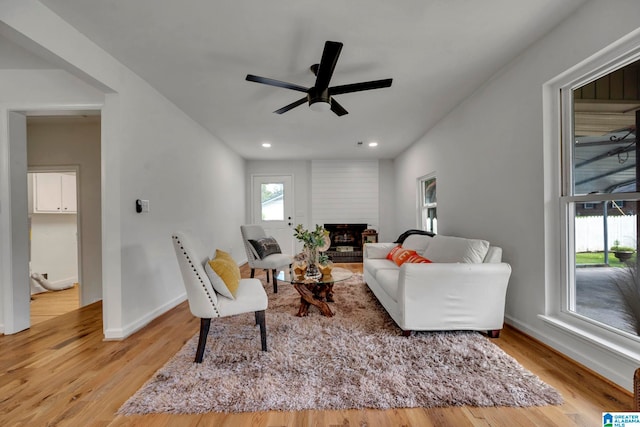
[543,29,640,359]
[417,173,437,233]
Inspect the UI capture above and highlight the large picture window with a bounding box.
[561,56,640,337]
[418,174,437,233]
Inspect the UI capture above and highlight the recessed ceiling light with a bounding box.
[368,142,378,147]
[262,142,272,148]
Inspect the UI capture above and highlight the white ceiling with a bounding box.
[36,0,588,160]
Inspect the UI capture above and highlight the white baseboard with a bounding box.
[103,292,187,340]
[505,314,636,392]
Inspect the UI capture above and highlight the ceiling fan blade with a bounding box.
[329,78,393,95]
[330,98,349,116]
[246,74,309,93]
[314,41,343,89]
[274,97,308,114]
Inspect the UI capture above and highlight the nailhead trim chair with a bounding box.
[240,225,293,293]
[172,232,268,363]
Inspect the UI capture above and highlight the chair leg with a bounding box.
[250,268,255,278]
[272,269,278,293]
[195,318,211,363]
[255,310,267,351]
[265,269,270,283]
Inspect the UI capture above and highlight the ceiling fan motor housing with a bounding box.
[308,87,331,111]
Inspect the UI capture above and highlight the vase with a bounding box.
[305,245,322,279]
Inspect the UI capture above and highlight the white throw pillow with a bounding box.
[422,235,490,263]
[365,243,396,259]
[401,234,433,255]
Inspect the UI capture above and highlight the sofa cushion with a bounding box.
[365,258,398,278]
[401,234,433,254]
[365,243,396,259]
[422,234,490,263]
[483,246,503,263]
[375,269,400,302]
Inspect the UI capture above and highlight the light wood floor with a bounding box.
[1,263,633,426]
[30,285,79,325]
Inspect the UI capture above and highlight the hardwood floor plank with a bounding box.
[0,263,632,426]
[30,285,79,326]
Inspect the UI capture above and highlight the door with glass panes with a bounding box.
[252,175,294,255]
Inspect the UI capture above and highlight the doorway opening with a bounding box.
[27,170,80,325]
[23,113,102,328]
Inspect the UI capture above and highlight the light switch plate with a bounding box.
[140,199,150,212]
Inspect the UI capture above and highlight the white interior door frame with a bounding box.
[1,104,103,335]
[1,111,30,334]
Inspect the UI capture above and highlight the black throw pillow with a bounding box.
[249,237,282,259]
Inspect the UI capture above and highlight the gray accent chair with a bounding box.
[240,225,293,293]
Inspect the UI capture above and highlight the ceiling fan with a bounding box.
[246,41,392,116]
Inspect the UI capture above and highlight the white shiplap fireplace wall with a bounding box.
[311,160,379,230]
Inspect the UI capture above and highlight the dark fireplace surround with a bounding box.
[324,223,368,263]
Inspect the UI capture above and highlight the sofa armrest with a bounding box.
[397,262,512,330]
[364,242,397,259]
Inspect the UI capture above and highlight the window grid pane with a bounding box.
[418,176,437,232]
[261,183,284,221]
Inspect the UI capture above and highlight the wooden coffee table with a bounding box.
[277,267,353,317]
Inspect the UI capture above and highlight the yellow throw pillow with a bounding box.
[207,256,240,298]
[215,249,235,262]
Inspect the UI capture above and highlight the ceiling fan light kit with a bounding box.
[246,41,392,116]
[309,100,331,112]
[308,86,331,111]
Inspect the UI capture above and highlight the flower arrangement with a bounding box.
[293,224,329,249]
[293,224,330,278]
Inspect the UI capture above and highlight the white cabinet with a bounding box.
[33,173,77,213]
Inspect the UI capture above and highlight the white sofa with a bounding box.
[363,233,512,337]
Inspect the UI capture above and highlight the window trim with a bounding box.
[416,173,437,232]
[543,28,640,357]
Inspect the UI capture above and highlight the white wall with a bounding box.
[394,0,640,390]
[0,1,247,338]
[377,159,395,243]
[311,160,379,229]
[246,159,396,245]
[29,208,78,289]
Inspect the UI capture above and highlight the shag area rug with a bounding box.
[119,274,562,414]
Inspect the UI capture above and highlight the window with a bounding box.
[260,183,284,221]
[418,174,437,233]
[560,54,640,337]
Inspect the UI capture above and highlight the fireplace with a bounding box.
[324,223,368,263]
